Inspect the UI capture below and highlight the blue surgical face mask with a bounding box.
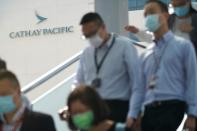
[145,14,161,32]
[0,95,16,114]
[174,4,190,17]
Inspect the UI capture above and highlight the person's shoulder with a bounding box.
[25,109,54,122]
[28,111,52,119]
[83,45,93,51]
[80,45,94,58]
[114,34,136,50]
[115,34,133,44]
[173,35,192,46]
[22,109,56,131]
[172,35,194,52]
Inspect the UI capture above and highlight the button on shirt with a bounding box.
[142,31,197,117]
[75,33,144,118]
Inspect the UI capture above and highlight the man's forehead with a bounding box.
[144,2,162,15]
[145,2,162,11]
[81,22,99,37]
[82,22,97,30]
[0,79,15,93]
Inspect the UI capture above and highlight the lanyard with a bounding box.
[11,120,22,131]
[11,104,25,131]
[152,41,170,74]
[94,35,116,75]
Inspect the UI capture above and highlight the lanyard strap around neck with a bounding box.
[94,35,116,75]
[152,40,170,74]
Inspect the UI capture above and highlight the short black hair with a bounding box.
[80,12,104,26]
[0,70,20,89]
[67,85,109,130]
[0,58,7,70]
[146,0,169,13]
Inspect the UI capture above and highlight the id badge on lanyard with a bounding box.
[148,41,169,89]
[92,35,116,88]
[92,78,102,88]
[148,75,158,89]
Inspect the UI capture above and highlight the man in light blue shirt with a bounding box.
[75,12,143,123]
[127,1,197,131]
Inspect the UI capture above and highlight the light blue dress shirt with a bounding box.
[141,31,197,117]
[75,33,144,118]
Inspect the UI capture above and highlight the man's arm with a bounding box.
[123,42,145,120]
[184,41,197,117]
[184,41,197,130]
[74,57,85,85]
[125,25,153,43]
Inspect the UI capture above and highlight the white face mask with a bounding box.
[88,33,103,48]
[192,2,197,11]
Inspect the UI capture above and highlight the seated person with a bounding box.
[59,85,131,131]
[0,70,56,131]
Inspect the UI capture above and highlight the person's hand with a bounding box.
[126,117,135,129]
[58,106,69,121]
[126,116,141,131]
[125,25,139,34]
[133,116,141,131]
[183,115,196,131]
[179,23,193,33]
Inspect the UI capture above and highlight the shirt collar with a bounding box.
[107,33,114,47]
[153,31,174,48]
[99,33,114,49]
[1,103,26,125]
